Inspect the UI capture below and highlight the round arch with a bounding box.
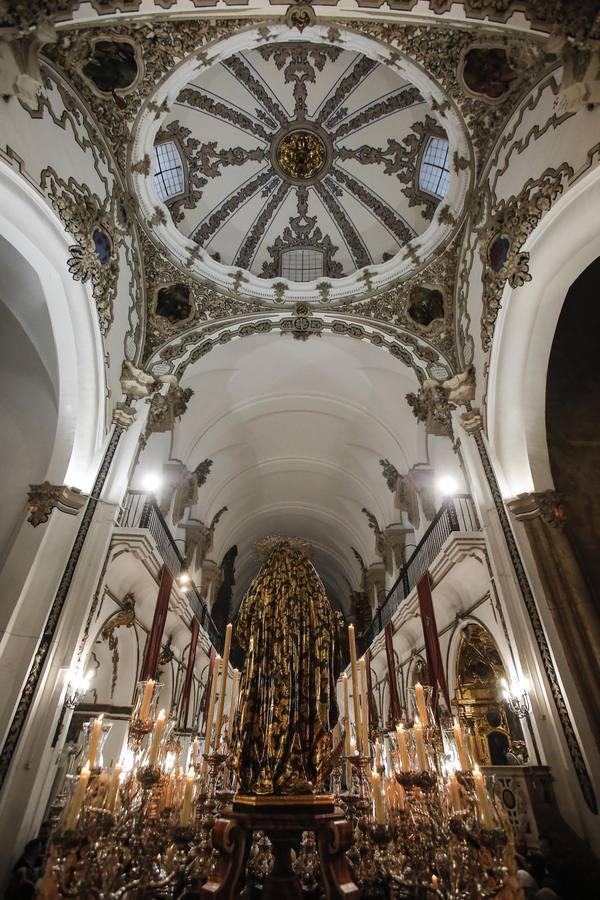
[0,163,106,492]
[487,166,600,498]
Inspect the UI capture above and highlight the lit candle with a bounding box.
[180,768,195,826]
[396,723,410,772]
[413,718,428,772]
[227,668,240,742]
[415,682,428,726]
[473,764,495,829]
[448,770,461,812]
[148,708,166,767]
[453,718,470,771]
[371,768,386,824]
[106,764,122,812]
[201,656,221,778]
[88,714,104,769]
[348,625,362,754]
[359,657,369,758]
[432,875,439,888]
[214,624,233,749]
[139,679,155,720]
[64,764,90,830]
[375,739,382,770]
[190,737,199,768]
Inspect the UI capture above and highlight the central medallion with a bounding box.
[277,130,326,180]
[272,123,332,186]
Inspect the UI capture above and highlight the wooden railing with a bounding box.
[357,495,480,656]
[118,491,224,655]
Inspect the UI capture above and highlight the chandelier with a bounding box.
[39,624,521,899]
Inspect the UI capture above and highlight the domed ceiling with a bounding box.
[153,43,448,282]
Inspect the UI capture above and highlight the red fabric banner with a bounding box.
[384,623,402,725]
[201,647,217,736]
[416,572,451,715]
[141,564,173,680]
[180,617,199,730]
[365,650,378,731]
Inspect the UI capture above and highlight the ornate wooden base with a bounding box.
[199,799,359,900]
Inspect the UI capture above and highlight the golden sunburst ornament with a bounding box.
[276,130,326,180]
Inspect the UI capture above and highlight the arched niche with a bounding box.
[546,256,600,607]
[454,623,524,765]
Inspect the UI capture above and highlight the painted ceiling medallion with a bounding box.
[276,129,327,182]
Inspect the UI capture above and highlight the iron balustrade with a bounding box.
[118,491,224,654]
[357,495,479,656]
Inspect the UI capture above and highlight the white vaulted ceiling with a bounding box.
[160,332,425,613]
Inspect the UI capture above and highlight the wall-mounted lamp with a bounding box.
[65,664,94,710]
[142,472,161,493]
[437,475,459,497]
[500,675,530,719]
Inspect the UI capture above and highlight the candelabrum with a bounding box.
[40,674,521,900]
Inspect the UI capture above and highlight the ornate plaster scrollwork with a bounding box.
[170,459,213,526]
[100,593,136,699]
[477,164,574,351]
[142,384,194,446]
[406,367,476,437]
[0,20,56,104]
[26,482,86,527]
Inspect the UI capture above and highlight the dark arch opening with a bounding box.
[546,255,600,606]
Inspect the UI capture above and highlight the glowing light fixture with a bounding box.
[142,472,161,493]
[437,475,458,496]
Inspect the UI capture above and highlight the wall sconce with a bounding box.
[65,664,94,710]
[499,675,530,719]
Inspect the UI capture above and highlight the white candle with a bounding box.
[473,765,494,829]
[375,739,382,770]
[448,770,461,812]
[396,723,410,772]
[164,769,177,807]
[148,709,166,767]
[139,679,155,720]
[64,765,90,830]
[415,682,428,726]
[190,737,199,768]
[180,769,195,826]
[88,714,103,769]
[371,768,386,824]
[453,718,470,771]
[227,668,240,742]
[359,657,369,758]
[413,719,428,772]
[214,625,232,749]
[396,780,406,812]
[201,656,221,778]
[348,626,362,754]
[106,764,122,812]
[342,674,352,789]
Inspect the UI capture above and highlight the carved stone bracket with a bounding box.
[112,401,137,429]
[406,465,437,523]
[142,384,194,446]
[27,482,87,527]
[0,21,57,104]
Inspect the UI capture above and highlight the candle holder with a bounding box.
[408,685,434,727]
[81,718,112,771]
[132,679,163,723]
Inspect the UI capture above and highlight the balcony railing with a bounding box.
[358,495,480,655]
[118,491,224,654]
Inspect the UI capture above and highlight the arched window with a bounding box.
[280,247,324,282]
[418,136,450,199]
[153,141,185,202]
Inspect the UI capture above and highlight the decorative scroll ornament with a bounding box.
[142,384,194,445]
[477,164,574,350]
[100,594,136,699]
[27,482,86,527]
